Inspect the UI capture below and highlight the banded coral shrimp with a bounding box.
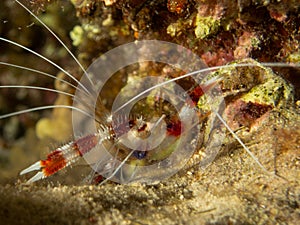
[0,0,299,187]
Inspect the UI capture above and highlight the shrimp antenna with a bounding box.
[113,62,298,114]
[0,85,92,110]
[14,0,94,89]
[213,110,269,173]
[99,150,135,185]
[0,85,76,98]
[0,37,91,96]
[0,61,90,99]
[0,105,92,120]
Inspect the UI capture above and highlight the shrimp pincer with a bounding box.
[20,133,100,183]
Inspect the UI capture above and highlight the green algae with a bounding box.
[70,25,84,46]
[194,15,221,39]
[287,51,300,64]
[198,59,294,110]
[241,76,294,107]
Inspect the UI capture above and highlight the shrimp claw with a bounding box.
[20,133,100,183]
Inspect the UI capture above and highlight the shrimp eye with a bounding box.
[133,150,147,159]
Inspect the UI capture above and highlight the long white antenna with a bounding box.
[14,0,95,88]
[0,105,92,120]
[213,110,269,173]
[0,85,75,98]
[0,37,91,95]
[0,61,90,98]
[113,62,298,113]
